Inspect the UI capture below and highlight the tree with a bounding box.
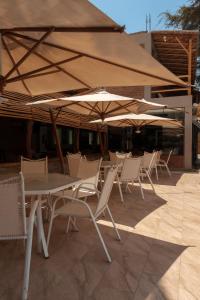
[162,0,200,30]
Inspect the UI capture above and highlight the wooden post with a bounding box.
[98,130,104,156]
[49,108,65,174]
[26,120,33,158]
[76,128,80,152]
[188,39,192,95]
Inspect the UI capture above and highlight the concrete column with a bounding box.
[151,95,193,169]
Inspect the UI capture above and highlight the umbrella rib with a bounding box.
[2,36,32,95]
[6,55,83,84]
[106,101,135,115]
[6,32,186,87]
[4,28,54,80]
[88,102,101,116]
[5,34,91,88]
[103,102,112,114]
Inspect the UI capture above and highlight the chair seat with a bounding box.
[55,201,97,218]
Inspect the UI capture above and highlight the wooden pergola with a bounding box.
[151,30,199,96]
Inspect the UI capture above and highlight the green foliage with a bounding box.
[162,0,200,30]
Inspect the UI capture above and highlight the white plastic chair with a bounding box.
[58,158,102,201]
[157,150,172,176]
[140,152,156,193]
[47,167,121,262]
[0,173,38,300]
[66,153,82,177]
[117,157,144,201]
[150,151,161,181]
[21,156,48,175]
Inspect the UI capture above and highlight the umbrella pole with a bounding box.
[49,109,65,174]
[76,128,80,152]
[98,130,104,156]
[26,120,33,158]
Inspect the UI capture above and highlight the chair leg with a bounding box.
[138,177,145,200]
[155,166,159,181]
[65,216,72,233]
[106,206,121,241]
[145,170,156,193]
[117,175,124,202]
[47,213,55,248]
[22,216,35,299]
[165,163,171,176]
[91,216,112,263]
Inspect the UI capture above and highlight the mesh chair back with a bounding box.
[151,151,160,168]
[77,158,102,187]
[95,167,118,216]
[0,173,26,240]
[67,153,82,177]
[156,151,161,164]
[120,157,141,181]
[21,156,48,175]
[141,152,155,170]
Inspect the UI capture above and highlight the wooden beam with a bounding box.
[49,108,65,174]
[152,87,189,93]
[178,75,189,79]
[175,37,188,54]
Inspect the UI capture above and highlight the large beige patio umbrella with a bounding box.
[91,113,182,130]
[28,90,166,120]
[0,1,186,96]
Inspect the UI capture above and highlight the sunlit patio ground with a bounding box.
[1,171,200,300]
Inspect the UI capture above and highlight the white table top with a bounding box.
[25,173,81,195]
[0,172,81,196]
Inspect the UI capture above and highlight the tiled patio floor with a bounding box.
[1,171,200,300]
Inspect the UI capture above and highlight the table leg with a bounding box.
[36,196,49,258]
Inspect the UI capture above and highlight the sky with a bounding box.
[90,0,187,33]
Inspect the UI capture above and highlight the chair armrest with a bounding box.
[76,182,99,195]
[57,195,94,216]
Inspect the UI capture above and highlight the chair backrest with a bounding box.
[120,157,142,181]
[166,150,173,164]
[156,151,161,164]
[109,151,117,162]
[77,158,102,187]
[95,167,118,216]
[21,156,48,175]
[67,153,82,177]
[141,152,156,170]
[0,173,26,240]
[151,151,160,168]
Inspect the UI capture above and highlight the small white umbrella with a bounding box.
[27,90,166,120]
[91,113,182,130]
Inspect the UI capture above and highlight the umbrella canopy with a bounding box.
[91,113,182,129]
[27,90,166,120]
[0,0,186,96]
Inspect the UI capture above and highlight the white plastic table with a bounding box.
[24,173,81,258]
